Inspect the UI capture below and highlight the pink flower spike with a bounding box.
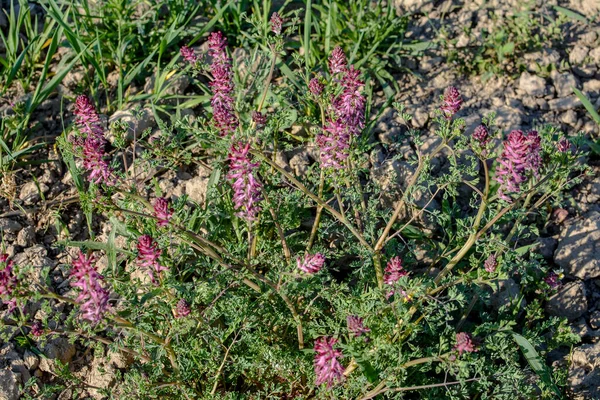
[0,253,18,312]
[454,332,478,356]
[473,125,489,146]
[208,31,238,136]
[557,136,570,153]
[153,197,173,227]
[136,235,168,284]
[484,254,497,273]
[314,336,345,388]
[440,86,462,119]
[384,256,408,285]
[495,129,542,200]
[309,77,324,97]
[328,46,347,75]
[227,142,263,222]
[175,299,191,318]
[270,12,284,35]
[69,252,111,324]
[346,315,370,337]
[297,253,325,274]
[180,46,198,63]
[544,271,561,289]
[30,321,43,337]
[73,95,116,186]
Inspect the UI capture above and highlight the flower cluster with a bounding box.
[544,271,562,289]
[328,46,347,75]
[30,321,43,337]
[180,46,198,64]
[208,31,238,136]
[175,299,191,318]
[316,48,365,169]
[0,254,18,312]
[309,76,324,97]
[227,142,263,222]
[484,254,497,273]
[314,336,345,388]
[496,130,542,201]
[297,253,325,274]
[472,124,490,147]
[153,197,173,227]
[440,86,462,119]
[346,315,370,337]
[557,136,570,153]
[270,12,283,35]
[384,256,408,285]
[136,235,168,284]
[251,111,267,127]
[73,95,115,185]
[70,252,111,324]
[454,332,478,356]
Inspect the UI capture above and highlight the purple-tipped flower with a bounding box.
[496,130,542,201]
[484,254,497,273]
[316,119,351,169]
[252,111,267,127]
[473,125,489,147]
[309,77,325,98]
[440,86,462,119]
[73,95,115,186]
[227,142,263,222]
[454,332,478,356]
[314,336,345,388]
[70,252,111,324]
[30,321,43,337]
[270,12,284,35]
[557,136,570,153]
[384,256,408,285]
[136,235,168,284]
[525,130,542,176]
[297,253,325,274]
[0,254,18,312]
[328,46,347,75]
[208,32,238,136]
[153,197,173,227]
[73,95,104,142]
[544,271,562,289]
[180,46,198,63]
[175,299,191,318]
[346,315,370,337]
[333,66,365,134]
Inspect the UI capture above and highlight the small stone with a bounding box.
[38,337,76,372]
[583,79,600,96]
[552,72,578,98]
[554,211,600,279]
[548,96,582,111]
[560,110,578,126]
[0,218,22,233]
[16,227,35,247]
[184,166,211,205]
[519,72,546,97]
[545,281,587,321]
[590,310,600,330]
[23,350,39,371]
[522,96,538,109]
[490,279,523,310]
[0,369,20,400]
[19,182,49,204]
[581,31,598,47]
[536,236,558,259]
[569,45,589,65]
[590,47,600,65]
[569,341,600,399]
[411,108,429,129]
[108,108,156,142]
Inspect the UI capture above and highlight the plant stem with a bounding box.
[307,169,325,252]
